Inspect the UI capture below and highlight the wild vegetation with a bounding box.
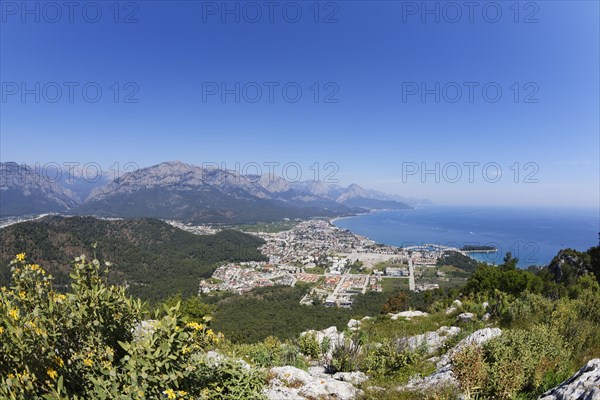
[0,254,265,399]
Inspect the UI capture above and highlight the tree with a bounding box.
[381,291,409,314]
[501,252,518,270]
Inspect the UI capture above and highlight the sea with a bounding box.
[332,205,600,267]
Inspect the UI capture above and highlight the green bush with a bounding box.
[0,254,265,399]
[451,345,487,399]
[329,336,363,373]
[484,324,572,398]
[298,332,320,359]
[361,341,416,378]
[225,336,306,370]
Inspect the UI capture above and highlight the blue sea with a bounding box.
[333,205,600,267]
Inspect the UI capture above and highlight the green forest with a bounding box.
[0,216,266,301]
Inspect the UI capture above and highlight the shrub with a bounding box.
[227,337,306,369]
[484,324,572,398]
[298,332,320,359]
[361,341,416,378]
[451,345,487,399]
[0,254,265,399]
[329,336,362,373]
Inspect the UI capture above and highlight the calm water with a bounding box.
[333,205,599,267]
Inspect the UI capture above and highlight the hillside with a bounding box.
[0,216,266,301]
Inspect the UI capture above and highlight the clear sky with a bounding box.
[1,1,598,207]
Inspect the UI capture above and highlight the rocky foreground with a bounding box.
[255,312,600,400]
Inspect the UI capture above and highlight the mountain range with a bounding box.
[0,161,419,222]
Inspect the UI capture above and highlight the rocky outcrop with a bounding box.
[301,326,345,347]
[265,366,362,400]
[404,328,502,391]
[300,326,348,360]
[539,358,600,400]
[347,319,362,331]
[396,326,461,355]
[389,310,429,320]
[456,312,476,323]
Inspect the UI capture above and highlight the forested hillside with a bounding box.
[0,216,266,301]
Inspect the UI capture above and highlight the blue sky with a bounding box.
[1,1,598,207]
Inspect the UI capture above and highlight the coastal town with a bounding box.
[0,214,474,308]
[198,219,472,307]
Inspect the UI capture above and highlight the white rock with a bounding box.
[333,371,369,385]
[438,327,502,368]
[389,310,429,320]
[307,366,329,379]
[482,301,489,309]
[397,326,461,355]
[539,358,600,400]
[266,366,362,400]
[404,328,502,392]
[348,319,362,331]
[405,364,458,391]
[456,312,476,323]
[301,326,346,358]
[445,306,457,315]
[452,299,462,307]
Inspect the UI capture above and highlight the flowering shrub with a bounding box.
[0,254,265,399]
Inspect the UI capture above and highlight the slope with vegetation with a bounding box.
[0,216,266,301]
[1,224,598,399]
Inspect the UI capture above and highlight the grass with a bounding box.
[381,277,409,292]
[304,265,327,275]
[360,311,456,344]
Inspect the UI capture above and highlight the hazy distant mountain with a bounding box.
[2,161,417,222]
[52,166,110,202]
[0,162,79,217]
[76,162,357,223]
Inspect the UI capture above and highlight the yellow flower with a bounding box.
[177,390,187,397]
[16,253,25,262]
[163,389,176,399]
[55,356,64,368]
[0,326,4,335]
[54,293,67,303]
[83,358,93,367]
[47,368,58,380]
[185,321,204,330]
[8,308,19,321]
[29,264,43,273]
[18,291,27,299]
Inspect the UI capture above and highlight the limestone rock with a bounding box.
[389,310,428,320]
[456,312,476,323]
[266,366,362,400]
[403,328,502,391]
[333,371,369,385]
[539,358,600,400]
[348,319,362,331]
[396,326,461,355]
[438,327,502,368]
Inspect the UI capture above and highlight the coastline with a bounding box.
[328,205,598,267]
